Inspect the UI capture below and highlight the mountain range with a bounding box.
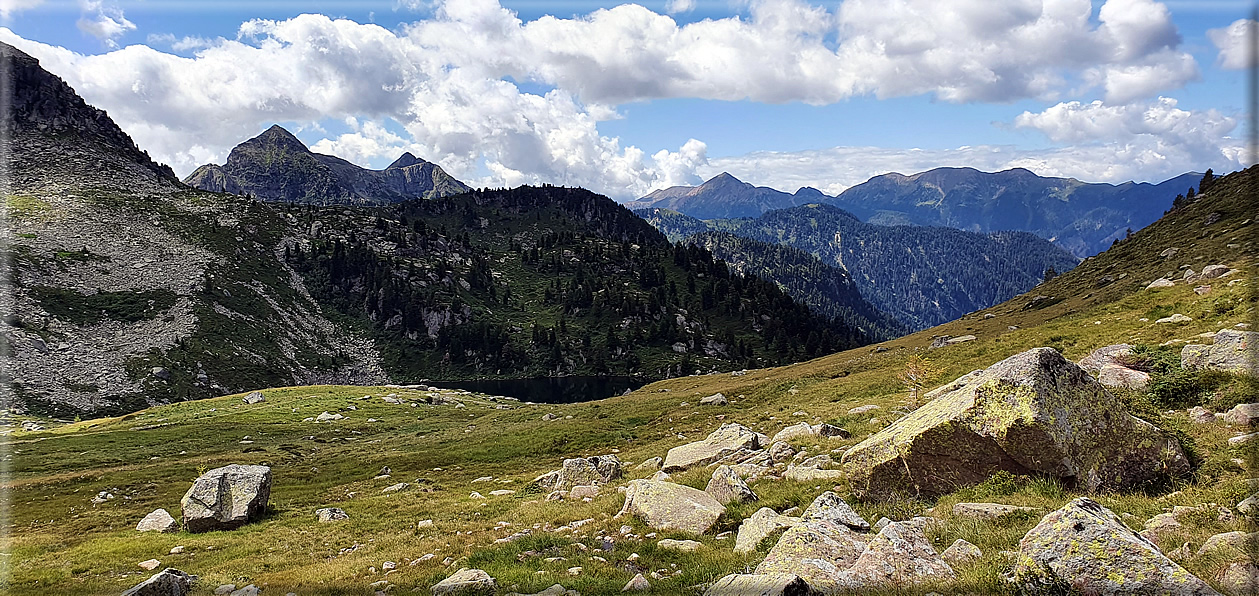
[184,125,470,204]
[633,169,1200,257]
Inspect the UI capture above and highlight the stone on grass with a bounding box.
[700,393,728,405]
[663,423,766,473]
[622,573,650,592]
[122,568,196,596]
[432,568,496,596]
[617,479,725,535]
[138,559,161,571]
[1216,563,1259,596]
[531,454,623,492]
[812,423,850,439]
[316,507,349,522]
[951,502,1038,521]
[181,464,271,533]
[229,586,259,596]
[1157,314,1193,324]
[657,538,703,552]
[735,508,799,554]
[1146,278,1175,289]
[1011,497,1219,595]
[705,465,758,505]
[801,491,869,531]
[635,457,662,471]
[1224,403,1259,427]
[941,539,982,567]
[703,573,816,596]
[771,422,815,444]
[841,348,1190,499]
[768,441,796,463]
[1190,406,1219,424]
[242,391,265,405]
[783,466,844,482]
[137,508,179,533]
[754,522,868,591]
[1076,344,1133,376]
[1097,363,1150,391]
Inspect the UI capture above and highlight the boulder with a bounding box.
[316,411,343,422]
[768,441,796,463]
[432,568,496,596]
[315,507,349,522]
[771,422,814,444]
[841,521,955,588]
[1201,331,1259,375]
[1201,264,1233,279]
[700,393,728,406]
[1196,531,1257,559]
[951,502,1038,521]
[137,508,179,533]
[635,457,662,471]
[1216,563,1259,596]
[122,568,197,596]
[567,485,599,500]
[617,479,725,535]
[1077,344,1134,375]
[1096,363,1150,391]
[1182,344,1212,370]
[657,538,703,551]
[735,508,799,554]
[705,465,758,505]
[841,348,1190,499]
[622,574,650,592]
[181,464,271,533]
[506,585,576,596]
[1011,497,1219,595]
[801,492,869,531]
[1157,314,1193,324]
[663,423,766,473]
[941,539,982,567]
[1224,403,1259,427]
[1139,513,1184,547]
[531,454,623,492]
[1146,278,1175,289]
[703,574,817,596]
[754,521,868,591]
[242,391,265,405]
[813,423,850,439]
[848,405,880,415]
[1189,406,1219,424]
[783,466,845,482]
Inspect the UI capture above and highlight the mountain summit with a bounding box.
[628,172,805,219]
[184,125,470,204]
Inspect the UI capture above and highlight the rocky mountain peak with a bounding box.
[2,41,176,181]
[387,152,424,169]
[235,124,309,154]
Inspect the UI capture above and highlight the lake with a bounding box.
[432,376,649,404]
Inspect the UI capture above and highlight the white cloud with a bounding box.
[0,0,44,19]
[665,0,696,14]
[76,0,135,48]
[1208,18,1256,70]
[146,33,215,52]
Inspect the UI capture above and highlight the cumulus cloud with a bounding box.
[1208,18,1256,70]
[76,0,135,48]
[665,0,697,14]
[0,0,44,19]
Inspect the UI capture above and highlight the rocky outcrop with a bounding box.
[1182,330,1258,376]
[705,465,758,505]
[754,521,868,591]
[843,521,955,588]
[735,508,799,554]
[122,568,196,596]
[663,423,767,472]
[1011,497,1219,595]
[801,492,870,531]
[617,479,725,535]
[531,455,623,492]
[841,348,1190,499]
[181,465,272,533]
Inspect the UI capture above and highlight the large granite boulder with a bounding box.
[617,479,725,535]
[801,492,869,531]
[754,521,868,591]
[531,454,623,492]
[122,568,196,596]
[663,423,767,472]
[1182,330,1258,376]
[432,568,496,596]
[841,348,1190,499]
[735,508,799,554]
[705,465,758,505]
[1011,497,1220,595]
[703,573,817,596]
[181,464,272,533]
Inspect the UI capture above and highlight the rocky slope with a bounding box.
[2,42,387,416]
[184,125,470,205]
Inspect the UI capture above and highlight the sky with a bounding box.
[0,0,1254,199]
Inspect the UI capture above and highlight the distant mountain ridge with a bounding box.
[632,169,1197,257]
[184,125,470,204]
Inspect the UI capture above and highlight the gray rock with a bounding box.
[841,348,1190,499]
[700,392,728,405]
[316,411,343,422]
[315,507,349,522]
[1196,531,1257,559]
[770,422,814,444]
[768,441,796,463]
[181,464,271,533]
[635,457,662,471]
[812,423,850,439]
[1237,492,1259,514]
[951,502,1038,521]
[1189,406,1219,424]
[622,573,650,592]
[841,521,955,587]
[705,465,758,505]
[703,573,816,596]
[782,466,845,482]
[657,538,703,551]
[735,507,799,554]
[136,508,179,533]
[242,391,265,404]
[801,491,869,531]
[1224,403,1259,427]
[754,521,868,591]
[505,584,576,596]
[1011,497,1219,595]
[122,569,197,596]
[431,568,496,596]
[617,479,725,535]
[1216,562,1259,596]
[531,454,623,492]
[941,539,982,566]
[229,586,260,596]
[1146,278,1175,289]
[872,517,891,532]
[1156,313,1193,324]
[663,423,766,473]
[1203,331,1259,375]
[1096,363,1150,391]
[1201,264,1233,279]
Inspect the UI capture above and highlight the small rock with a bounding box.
[242,391,265,404]
[316,507,349,522]
[657,538,703,552]
[138,559,161,571]
[941,539,982,566]
[622,573,650,591]
[700,393,728,406]
[431,568,496,595]
[1156,313,1193,324]
[137,508,179,533]
[121,569,197,596]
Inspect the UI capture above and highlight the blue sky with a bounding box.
[1,0,1254,198]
